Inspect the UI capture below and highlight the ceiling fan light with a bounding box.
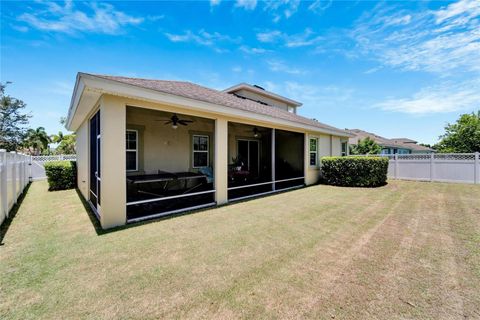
[172,124,178,129]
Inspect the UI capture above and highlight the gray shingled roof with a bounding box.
[88,74,348,136]
[347,129,434,151]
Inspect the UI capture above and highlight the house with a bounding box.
[66,73,351,229]
[347,129,435,154]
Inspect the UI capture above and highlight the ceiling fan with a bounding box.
[245,127,263,138]
[156,113,194,129]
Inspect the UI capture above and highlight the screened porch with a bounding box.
[125,106,216,222]
[227,122,305,201]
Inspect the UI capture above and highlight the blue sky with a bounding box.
[1,0,479,144]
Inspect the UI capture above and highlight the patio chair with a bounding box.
[198,167,214,184]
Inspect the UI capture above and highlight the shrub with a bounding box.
[321,156,389,187]
[44,161,77,191]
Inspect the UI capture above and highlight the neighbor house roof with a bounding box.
[346,129,403,148]
[347,129,435,152]
[392,138,417,144]
[68,73,349,137]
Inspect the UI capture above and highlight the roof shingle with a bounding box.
[89,74,348,136]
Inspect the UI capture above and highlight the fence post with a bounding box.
[1,150,7,219]
[60,154,64,161]
[430,153,435,182]
[394,154,398,179]
[23,155,28,187]
[18,154,23,192]
[28,155,32,182]
[475,152,479,185]
[10,152,17,203]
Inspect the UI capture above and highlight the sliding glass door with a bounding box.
[237,139,259,177]
[89,110,101,215]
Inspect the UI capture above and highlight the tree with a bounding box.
[24,127,51,155]
[0,83,31,151]
[51,131,64,144]
[435,111,480,153]
[55,133,76,154]
[350,137,382,155]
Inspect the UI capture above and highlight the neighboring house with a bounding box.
[66,73,351,229]
[347,129,435,154]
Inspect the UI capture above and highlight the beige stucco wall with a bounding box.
[75,93,347,228]
[331,136,342,156]
[76,119,89,199]
[304,133,345,185]
[99,95,126,229]
[126,107,215,173]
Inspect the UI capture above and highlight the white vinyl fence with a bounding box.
[32,154,77,162]
[354,153,480,184]
[0,150,31,225]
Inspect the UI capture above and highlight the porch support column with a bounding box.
[271,128,275,191]
[214,117,228,205]
[304,133,310,185]
[100,95,126,228]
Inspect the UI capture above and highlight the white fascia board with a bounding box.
[223,83,302,107]
[66,74,85,131]
[69,74,350,137]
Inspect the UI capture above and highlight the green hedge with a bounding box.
[321,156,389,187]
[44,161,77,191]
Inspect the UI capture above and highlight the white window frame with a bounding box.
[192,135,209,168]
[126,129,138,172]
[341,141,348,156]
[309,138,318,167]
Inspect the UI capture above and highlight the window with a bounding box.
[287,106,295,113]
[341,142,347,156]
[193,135,209,168]
[309,138,318,166]
[126,130,138,171]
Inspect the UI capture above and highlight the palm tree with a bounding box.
[24,127,51,155]
[51,131,64,144]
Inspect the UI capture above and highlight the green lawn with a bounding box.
[1,180,479,319]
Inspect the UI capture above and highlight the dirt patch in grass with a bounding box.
[1,180,479,319]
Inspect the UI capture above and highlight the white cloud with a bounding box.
[165,29,241,52]
[235,0,257,10]
[257,28,323,47]
[210,0,221,7]
[263,0,300,22]
[267,60,306,75]
[308,0,332,13]
[351,0,480,74]
[239,45,268,54]
[374,80,480,114]
[434,0,480,24]
[263,81,279,92]
[256,30,282,42]
[232,66,242,72]
[17,1,144,35]
[363,66,383,74]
